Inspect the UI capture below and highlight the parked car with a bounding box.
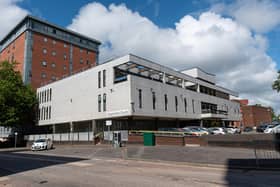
[257,124,270,133]
[224,127,237,134]
[243,127,254,133]
[183,126,209,136]
[31,138,53,151]
[208,127,225,135]
[264,124,280,134]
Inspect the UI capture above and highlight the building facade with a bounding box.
[0,15,101,89]
[37,54,241,134]
[233,100,272,127]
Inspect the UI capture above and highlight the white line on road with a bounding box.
[0,177,9,182]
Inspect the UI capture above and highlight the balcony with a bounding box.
[201,109,228,119]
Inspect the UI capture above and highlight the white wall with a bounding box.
[37,54,241,126]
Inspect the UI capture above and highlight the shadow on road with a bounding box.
[0,150,87,177]
[225,133,280,186]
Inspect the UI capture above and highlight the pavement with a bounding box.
[0,146,280,187]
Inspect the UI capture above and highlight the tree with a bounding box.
[0,61,37,127]
[272,70,280,92]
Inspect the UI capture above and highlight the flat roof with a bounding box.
[0,15,101,45]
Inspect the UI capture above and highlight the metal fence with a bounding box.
[25,132,94,142]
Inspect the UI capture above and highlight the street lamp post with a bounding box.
[14,132,18,148]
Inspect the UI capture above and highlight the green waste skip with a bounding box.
[143,132,155,146]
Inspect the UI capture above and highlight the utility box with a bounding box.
[143,132,155,146]
[113,131,122,148]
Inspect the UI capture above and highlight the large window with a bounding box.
[98,71,101,88]
[164,94,168,111]
[152,91,156,110]
[114,68,127,83]
[103,70,106,87]
[98,94,101,112]
[103,93,106,111]
[138,89,142,109]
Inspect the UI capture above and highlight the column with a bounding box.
[196,84,200,93]
[200,120,203,127]
[70,122,73,144]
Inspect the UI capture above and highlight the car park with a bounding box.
[31,138,53,151]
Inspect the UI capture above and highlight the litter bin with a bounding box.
[143,132,155,146]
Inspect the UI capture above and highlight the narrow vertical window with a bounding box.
[103,93,106,111]
[103,70,106,87]
[49,106,51,119]
[38,108,41,120]
[46,107,49,120]
[175,96,178,112]
[50,88,52,101]
[98,94,101,112]
[46,89,49,102]
[184,98,187,113]
[152,91,156,110]
[42,107,44,120]
[44,90,47,102]
[192,99,195,113]
[98,71,101,88]
[138,89,142,109]
[164,94,168,111]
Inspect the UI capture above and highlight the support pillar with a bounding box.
[222,121,226,128]
[92,120,97,144]
[70,122,73,144]
[52,124,56,134]
[196,84,200,93]
[200,120,203,127]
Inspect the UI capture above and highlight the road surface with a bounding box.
[0,150,279,187]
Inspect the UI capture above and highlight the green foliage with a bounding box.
[272,70,280,92]
[0,61,37,127]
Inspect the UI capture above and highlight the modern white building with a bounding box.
[37,54,241,134]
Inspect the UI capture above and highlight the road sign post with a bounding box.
[106,120,112,145]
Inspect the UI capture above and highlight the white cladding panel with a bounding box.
[182,68,216,84]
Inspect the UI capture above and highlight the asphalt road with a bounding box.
[0,149,279,187]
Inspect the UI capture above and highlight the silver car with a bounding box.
[31,138,53,151]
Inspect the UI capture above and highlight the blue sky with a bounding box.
[1,0,279,112]
[17,0,280,69]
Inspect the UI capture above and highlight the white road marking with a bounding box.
[0,177,9,182]
[67,162,92,167]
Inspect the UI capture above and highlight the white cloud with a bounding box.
[69,2,279,113]
[211,0,280,33]
[0,0,29,39]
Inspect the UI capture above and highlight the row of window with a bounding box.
[98,70,106,88]
[38,106,51,121]
[32,20,97,48]
[98,93,107,112]
[41,73,57,80]
[138,89,195,113]
[38,88,52,104]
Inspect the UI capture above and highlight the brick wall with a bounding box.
[0,32,26,74]
[31,32,97,89]
[242,105,272,127]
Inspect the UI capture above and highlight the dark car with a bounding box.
[257,124,269,133]
[243,127,253,132]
